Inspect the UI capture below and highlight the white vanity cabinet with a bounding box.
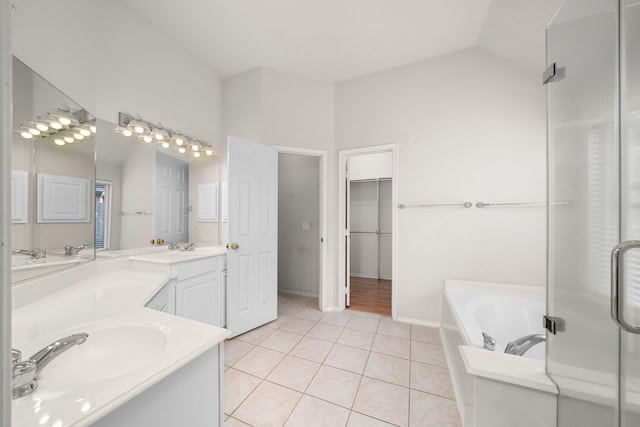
[174,256,224,327]
[137,249,227,328]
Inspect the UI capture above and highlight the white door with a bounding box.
[227,136,278,338]
[154,151,188,244]
[345,162,351,307]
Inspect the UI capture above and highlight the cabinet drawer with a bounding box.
[173,256,222,281]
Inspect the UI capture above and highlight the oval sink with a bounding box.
[42,326,168,383]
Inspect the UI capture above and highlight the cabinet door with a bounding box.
[175,272,220,326]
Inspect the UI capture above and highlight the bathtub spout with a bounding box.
[504,334,545,356]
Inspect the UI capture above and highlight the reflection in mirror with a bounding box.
[11,57,96,283]
[95,119,221,256]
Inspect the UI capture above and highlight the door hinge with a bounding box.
[543,63,556,84]
[543,315,565,334]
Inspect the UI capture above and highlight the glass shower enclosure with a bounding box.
[547,0,640,425]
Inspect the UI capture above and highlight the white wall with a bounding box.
[278,154,320,297]
[223,68,337,308]
[12,0,223,153]
[336,48,547,325]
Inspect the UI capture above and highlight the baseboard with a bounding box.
[395,316,441,328]
[350,274,392,281]
[278,288,319,299]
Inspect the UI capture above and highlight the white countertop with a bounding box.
[11,269,229,427]
[128,246,227,264]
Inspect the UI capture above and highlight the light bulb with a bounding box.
[64,136,74,143]
[36,123,49,132]
[54,139,65,146]
[50,122,63,130]
[79,128,91,137]
[59,117,72,126]
[123,129,132,137]
[192,144,199,151]
[74,133,84,140]
[161,142,170,148]
[20,131,33,139]
[135,125,145,133]
[178,147,186,154]
[175,138,184,146]
[143,135,152,143]
[28,127,40,135]
[90,125,97,133]
[206,150,213,156]
[155,133,164,140]
[193,152,201,158]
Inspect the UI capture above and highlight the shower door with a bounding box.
[547,0,640,425]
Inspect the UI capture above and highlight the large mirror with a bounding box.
[95,119,221,255]
[12,57,96,283]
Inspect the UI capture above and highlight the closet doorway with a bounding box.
[339,145,397,318]
[274,146,327,310]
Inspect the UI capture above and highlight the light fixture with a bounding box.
[17,106,95,146]
[118,112,216,159]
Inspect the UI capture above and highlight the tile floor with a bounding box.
[223,293,461,427]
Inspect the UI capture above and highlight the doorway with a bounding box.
[274,146,327,310]
[339,145,397,318]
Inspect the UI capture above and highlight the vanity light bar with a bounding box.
[118,112,216,158]
[17,106,96,146]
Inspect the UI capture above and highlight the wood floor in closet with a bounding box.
[349,276,391,317]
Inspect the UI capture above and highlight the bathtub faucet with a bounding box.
[482,332,496,351]
[504,333,545,356]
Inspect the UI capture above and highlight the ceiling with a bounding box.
[119,0,565,82]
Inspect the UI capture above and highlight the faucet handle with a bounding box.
[12,360,37,398]
[11,349,22,364]
[482,332,496,351]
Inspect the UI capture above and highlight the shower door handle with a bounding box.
[611,240,640,334]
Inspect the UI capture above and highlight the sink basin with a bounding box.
[41,322,173,383]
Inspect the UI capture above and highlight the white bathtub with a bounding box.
[440,280,558,427]
[446,287,546,359]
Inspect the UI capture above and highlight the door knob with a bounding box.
[229,243,240,250]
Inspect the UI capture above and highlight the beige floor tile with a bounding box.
[410,361,455,399]
[320,311,354,327]
[284,395,350,427]
[278,293,294,303]
[411,324,442,345]
[290,336,335,363]
[346,316,380,333]
[324,343,370,374]
[306,322,344,342]
[279,317,316,335]
[235,325,276,345]
[224,416,251,426]
[233,346,285,379]
[293,306,325,322]
[371,334,410,359]
[337,328,375,350]
[278,302,306,316]
[350,310,381,319]
[353,376,409,427]
[347,412,396,427]
[233,381,301,426]
[411,341,447,367]
[377,319,411,339]
[286,294,315,305]
[267,314,291,329]
[224,339,255,367]
[224,368,262,415]
[410,389,461,426]
[267,355,320,392]
[259,330,303,354]
[306,365,362,408]
[364,352,410,387]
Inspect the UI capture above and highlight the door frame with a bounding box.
[272,145,328,311]
[338,144,398,318]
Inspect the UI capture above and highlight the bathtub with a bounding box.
[440,280,558,427]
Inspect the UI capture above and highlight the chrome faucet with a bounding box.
[178,242,196,252]
[482,332,496,351]
[12,248,46,259]
[11,333,88,398]
[64,243,92,256]
[504,333,545,356]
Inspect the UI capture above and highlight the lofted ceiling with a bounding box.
[119,0,564,82]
